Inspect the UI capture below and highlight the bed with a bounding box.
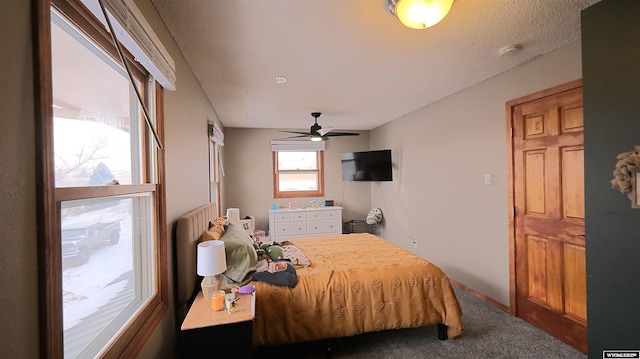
[175,203,463,347]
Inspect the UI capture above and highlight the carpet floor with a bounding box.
[254,286,587,358]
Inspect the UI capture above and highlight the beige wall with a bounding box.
[0,1,39,357]
[134,0,223,358]
[223,128,372,232]
[370,41,583,305]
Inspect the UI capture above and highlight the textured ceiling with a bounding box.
[152,0,600,132]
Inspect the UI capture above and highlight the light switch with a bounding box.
[484,174,493,185]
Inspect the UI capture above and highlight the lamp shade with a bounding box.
[391,0,453,29]
[197,240,227,276]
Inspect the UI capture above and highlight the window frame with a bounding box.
[34,0,168,357]
[208,123,223,216]
[272,150,325,198]
[209,137,222,216]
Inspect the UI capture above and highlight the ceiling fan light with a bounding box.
[390,0,453,29]
[310,135,323,142]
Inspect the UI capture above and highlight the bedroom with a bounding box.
[1,0,639,358]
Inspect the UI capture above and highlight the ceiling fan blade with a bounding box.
[281,134,311,139]
[280,130,311,135]
[317,126,334,136]
[325,132,359,137]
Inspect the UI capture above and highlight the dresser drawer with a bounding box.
[274,213,291,223]
[307,211,323,221]
[307,220,340,235]
[274,222,306,237]
[291,212,307,222]
[322,210,340,220]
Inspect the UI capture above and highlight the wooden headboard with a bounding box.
[175,202,218,317]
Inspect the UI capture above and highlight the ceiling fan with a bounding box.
[281,112,359,141]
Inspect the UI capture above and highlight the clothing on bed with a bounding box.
[253,261,298,287]
[280,241,311,268]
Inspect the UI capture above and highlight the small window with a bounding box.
[273,150,324,198]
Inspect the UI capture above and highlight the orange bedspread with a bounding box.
[251,233,464,346]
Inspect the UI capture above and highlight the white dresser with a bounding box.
[268,207,343,241]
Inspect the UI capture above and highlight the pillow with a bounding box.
[219,219,257,288]
[210,216,228,228]
[199,216,228,242]
[201,225,225,241]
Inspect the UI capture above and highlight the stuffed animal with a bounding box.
[253,241,285,261]
[266,245,284,261]
[366,208,383,224]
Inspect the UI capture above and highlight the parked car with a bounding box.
[61,222,120,264]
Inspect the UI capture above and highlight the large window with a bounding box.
[36,1,168,358]
[273,150,325,198]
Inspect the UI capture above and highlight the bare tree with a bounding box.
[55,131,110,187]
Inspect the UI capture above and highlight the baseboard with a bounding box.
[449,278,510,313]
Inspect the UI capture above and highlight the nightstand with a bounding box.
[180,291,255,357]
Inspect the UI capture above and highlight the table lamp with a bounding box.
[197,240,227,301]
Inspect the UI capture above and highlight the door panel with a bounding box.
[509,81,586,353]
[564,243,587,322]
[562,147,585,220]
[526,236,550,304]
[525,151,546,214]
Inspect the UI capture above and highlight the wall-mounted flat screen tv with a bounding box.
[341,149,393,181]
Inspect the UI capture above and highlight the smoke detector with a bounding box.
[499,45,522,56]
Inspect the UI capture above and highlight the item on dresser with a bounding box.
[268,206,343,241]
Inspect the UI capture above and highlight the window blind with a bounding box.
[81,0,176,90]
[271,140,325,152]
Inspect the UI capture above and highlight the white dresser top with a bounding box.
[268,206,343,213]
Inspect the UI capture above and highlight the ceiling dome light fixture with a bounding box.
[387,0,454,29]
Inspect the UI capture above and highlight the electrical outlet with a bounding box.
[413,240,417,248]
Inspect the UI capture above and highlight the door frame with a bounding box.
[505,79,583,315]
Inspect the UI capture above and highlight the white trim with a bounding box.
[81,0,176,90]
[209,123,224,146]
[271,140,325,152]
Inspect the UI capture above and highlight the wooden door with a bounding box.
[508,80,586,353]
